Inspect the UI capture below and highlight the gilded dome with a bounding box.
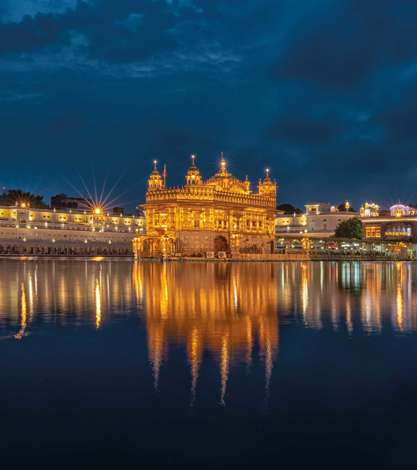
[205,157,250,194]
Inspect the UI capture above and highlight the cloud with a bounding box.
[0,0,243,77]
[0,90,43,102]
[1,0,79,22]
[267,114,342,145]
[274,0,417,90]
[373,83,417,142]
[1,0,417,209]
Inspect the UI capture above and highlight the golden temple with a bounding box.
[133,155,277,257]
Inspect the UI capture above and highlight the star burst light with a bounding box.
[64,169,129,214]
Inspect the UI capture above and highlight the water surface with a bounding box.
[1,260,417,469]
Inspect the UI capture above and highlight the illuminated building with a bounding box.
[275,202,358,240]
[361,203,417,242]
[134,156,277,257]
[359,202,380,218]
[0,202,144,256]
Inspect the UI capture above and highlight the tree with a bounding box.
[335,218,363,239]
[337,201,355,212]
[277,203,302,214]
[0,189,48,208]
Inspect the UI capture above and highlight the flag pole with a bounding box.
[163,163,167,186]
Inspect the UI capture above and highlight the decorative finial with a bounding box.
[153,159,158,171]
[191,154,196,166]
[264,167,272,182]
[220,152,227,172]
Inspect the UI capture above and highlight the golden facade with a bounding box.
[134,156,277,257]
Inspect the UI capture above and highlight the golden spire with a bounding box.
[258,167,277,196]
[219,152,228,175]
[244,175,251,193]
[147,160,164,191]
[185,154,202,185]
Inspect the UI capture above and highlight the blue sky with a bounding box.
[1,0,417,210]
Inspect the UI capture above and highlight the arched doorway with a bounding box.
[214,235,229,254]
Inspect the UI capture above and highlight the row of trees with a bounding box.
[0,189,48,208]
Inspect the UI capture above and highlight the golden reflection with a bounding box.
[4,259,417,399]
[220,334,230,406]
[135,262,280,402]
[301,262,309,316]
[15,282,27,340]
[3,260,417,341]
[393,262,407,332]
[188,328,202,405]
[0,261,135,335]
[95,279,102,329]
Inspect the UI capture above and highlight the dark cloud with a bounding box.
[0,0,416,208]
[0,1,184,59]
[374,86,417,142]
[267,114,342,145]
[0,13,69,54]
[274,0,417,90]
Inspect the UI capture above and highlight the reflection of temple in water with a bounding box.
[4,259,417,402]
[4,260,417,340]
[133,262,279,404]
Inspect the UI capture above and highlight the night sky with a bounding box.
[1,0,417,211]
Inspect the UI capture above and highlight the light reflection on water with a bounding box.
[2,261,417,335]
[3,259,417,467]
[1,260,417,389]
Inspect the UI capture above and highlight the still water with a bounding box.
[1,259,417,468]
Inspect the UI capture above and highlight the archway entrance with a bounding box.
[214,235,229,254]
